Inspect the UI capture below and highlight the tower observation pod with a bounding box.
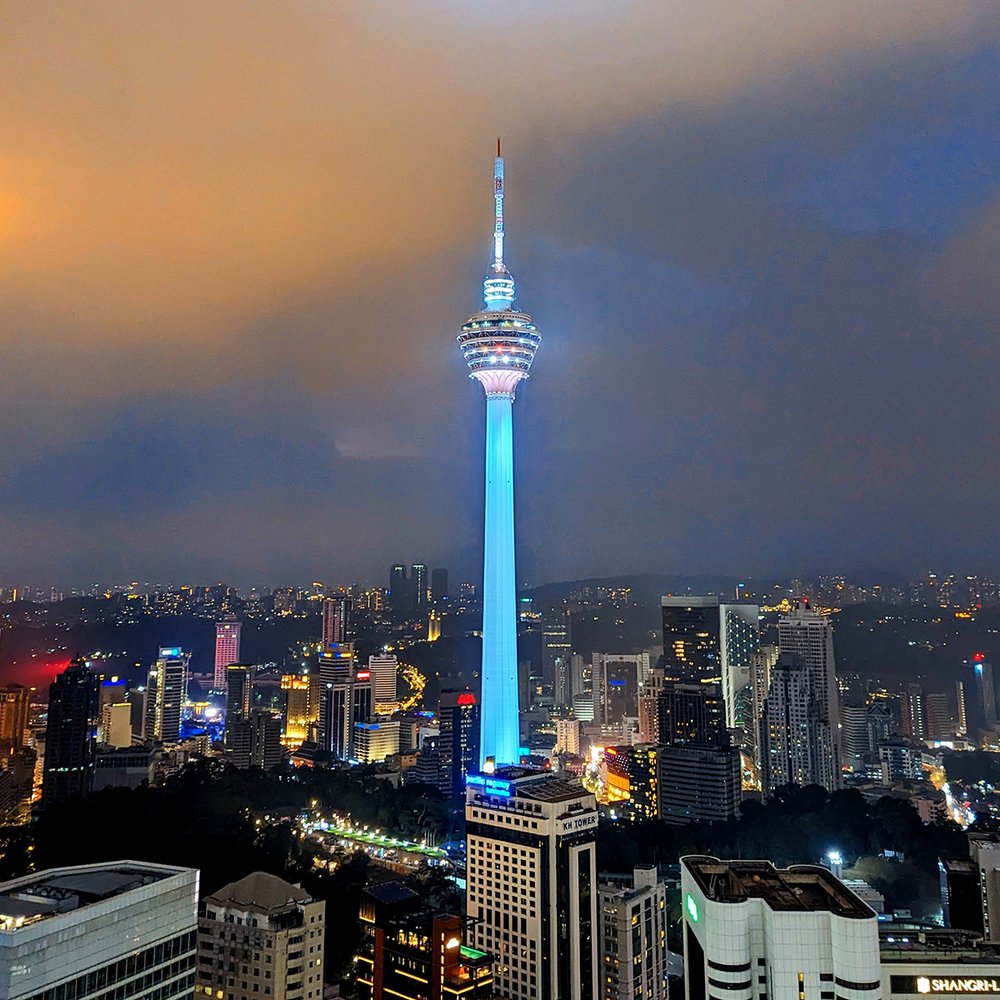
[457,141,540,768]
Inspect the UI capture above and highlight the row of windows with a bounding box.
[26,933,196,1000]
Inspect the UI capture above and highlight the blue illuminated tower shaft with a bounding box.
[480,392,519,766]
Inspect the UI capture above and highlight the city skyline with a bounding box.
[2,4,999,585]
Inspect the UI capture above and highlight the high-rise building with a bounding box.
[902,682,926,739]
[759,654,837,794]
[555,718,585,757]
[214,617,242,689]
[777,602,841,784]
[660,596,721,682]
[465,767,598,1000]
[637,666,666,744]
[592,653,649,729]
[430,567,449,604]
[224,664,254,748]
[841,702,871,769]
[658,744,742,826]
[356,881,494,1000]
[877,736,923,781]
[229,709,284,770]
[318,645,372,760]
[975,655,998,728]
[439,691,480,798]
[368,654,398,705]
[680,856,880,1000]
[197,872,325,1000]
[657,681,725,747]
[597,866,669,1000]
[97,677,127,742]
[412,564,429,613]
[353,720,401,764]
[42,657,100,805]
[0,861,198,1000]
[604,744,658,823]
[543,612,573,705]
[719,604,760,734]
[0,684,30,757]
[749,644,780,767]
[281,674,319,749]
[925,692,949,738]
[970,835,1000,943]
[146,647,190,743]
[100,702,132,749]
[389,564,408,613]
[321,596,352,648]
[457,144,541,768]
[956,679,969,736]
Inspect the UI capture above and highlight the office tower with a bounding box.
[759,654,838,794]
[357,881,494,1000]
[604,744,659,822]
[975,654,997,727]
[214,617,242,689]
[224,663,254,747]
[592,653,649,728]
[411,564,429,613]
[466,768,598,1000]
[940,857,985,936]
[925,692,949,738]
[318,645,372,760]
[368,654,398,705]
[867,699,893,748]
[777,601,841,783]
[229,709,284,769]
[93,746,156,790]
[956,680,969,735]
[841,702,870,768]
[719,603,760,732]
[750,643,780,766]
[598,866,669,1000]
[555,718,584,756]
[439,691,480,798]
[100,702,132,748]
[660,596,721,682]
[41,657,100,805]
[430,567,449,603]
[353,719,401,764]
[281,674,319,749]
[658,744,742,826]
[389,564,408,614]
[457,144,541,768]
[656,679,740,825]
[0,861,198,1000]
[637,666,665,744]
[542,612,573,704]
[657,681,725,746]
[877,736,923,780]
[197,872,325,1000]
[969,835,1000,942]
[680,856,880,1000]
[427,610,443,641]
[321,596,352,648]
[902,682,926,739]
[96,676,126,733]
[0,684,29,757]
[146,647,190,743]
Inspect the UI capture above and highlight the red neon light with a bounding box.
[974,653,987,663]
[457,693,476,706]
[356,670,371,680]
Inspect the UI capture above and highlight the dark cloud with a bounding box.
[0,2,998,585]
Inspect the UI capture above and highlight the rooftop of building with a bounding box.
[0,861,189,930]
[683,856,875,919]
[204,871,311,913]
[879,928,1000,962]
[484,766,590,803]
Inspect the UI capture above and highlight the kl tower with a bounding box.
[458,141,541,769]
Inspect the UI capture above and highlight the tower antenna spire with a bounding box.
[493,139,505,268]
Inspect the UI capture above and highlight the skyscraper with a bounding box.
[411,563,428,613]
[660,596,721,682]
[0,684,30,757]
[777,601,841,784]
[145,648,190,743]
[322,595,352,648]
[458,143,541,767]
[41,658,100,805]
[214,616,241,690]
[430,567,449,603]
[719,603,760,733]
[439,690,480,798]
[542,612,572,705]
[389,564,408,614]
[224,664,254,748]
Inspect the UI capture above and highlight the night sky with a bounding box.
[1,2,999,587]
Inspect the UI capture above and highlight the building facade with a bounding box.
[146,648,190,744]
[214,618,242,690]
[465,767,598,1000]
[0,861,198,1000]
[42,657,100,805]
[197,871,324,1000]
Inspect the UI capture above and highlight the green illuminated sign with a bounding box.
[686,893,699,923]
